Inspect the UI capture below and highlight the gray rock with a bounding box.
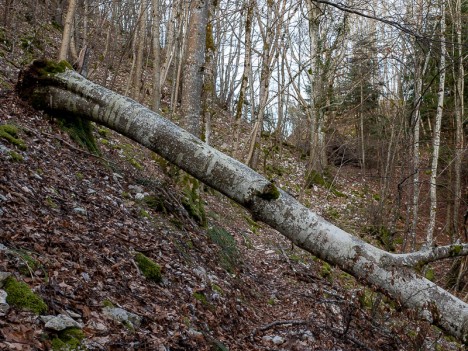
[129,185,144,194]
[0,208,3,216]
[263,335,284,345]
[0,272,11,286]
[135,193,145,200]
[272,335,284,345]
[42,314,83,331]
[0,289,9,315]
[73,207,87,216]
[81,272,90,282]
[0,143,9,154]
[102,306,142,328]
[66,310,82,319]
[0,194,7,202]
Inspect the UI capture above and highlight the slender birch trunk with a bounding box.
[426,4,446,246]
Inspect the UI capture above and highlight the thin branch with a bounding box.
[390,243,468,267]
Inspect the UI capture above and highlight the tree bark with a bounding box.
[180,0,209,137]
[426,5,446,246]
[16,61,468,344]
[58,0,77,61]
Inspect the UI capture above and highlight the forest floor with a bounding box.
[0,91,464,350]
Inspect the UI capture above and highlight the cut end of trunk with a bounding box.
[16,59,73,100]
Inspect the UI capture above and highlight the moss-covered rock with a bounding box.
[3,276,47,314]
[134,253,162,282]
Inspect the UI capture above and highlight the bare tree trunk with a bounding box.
[452,0,464,239]
[180,0,209,137]
[426,5,446,246]
[17,62,468,343]
[202,1,217,145]
[58,0,77,61]
[133,0,147,101]
[233,0,255,158]
[151,0,161,111]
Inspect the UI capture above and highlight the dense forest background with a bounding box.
[0,0,467,349]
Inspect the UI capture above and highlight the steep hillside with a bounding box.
[0,92,464,350]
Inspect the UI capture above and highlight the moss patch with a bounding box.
[0,124,27,150]
[51,327,85,351]
[3,276,47,314]
[306,170,346,197]
[56,115,99,154]
[207,226,239,273]
[134,253,162,282]
[35,59,72,77]
[11,249,40,276]
[257,182,280,200]
[141,195,166,213]
[193,292,208,305]
[8,151,24,162]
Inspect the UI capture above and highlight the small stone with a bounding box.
[88,320,108,332]
[33,173,43,180]
[0,290,9,315]
[0,290,8,303]
[42,314,83,331]
[129,185,144,193]
[73,207,87,216]
[272,336,284,345]
[66,310,82,319]
[87,189,96,194]
[0,194,7,202]
[21,186,32,194]
[135,193,145,200]
[81,272,90,282]
[0,272,11,286]
[103,307,142,328]
[0,208,3,216]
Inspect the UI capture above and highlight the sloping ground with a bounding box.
[0,92,464,351]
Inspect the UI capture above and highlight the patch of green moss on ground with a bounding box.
[306,170,346,197]
[3,276,47,314]
[142,195,166,213]
[0,124,27,150]
[11,249,40,276]
[320,261,332,278]
[134,253,162,282]
[193,292,208,305]
[366,225,395,252]
[51,327,85,350]
[8,151,24,162]
[56,115,99,154]
[207,226,239,273]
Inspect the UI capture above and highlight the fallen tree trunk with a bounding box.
[17,60,468,344]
